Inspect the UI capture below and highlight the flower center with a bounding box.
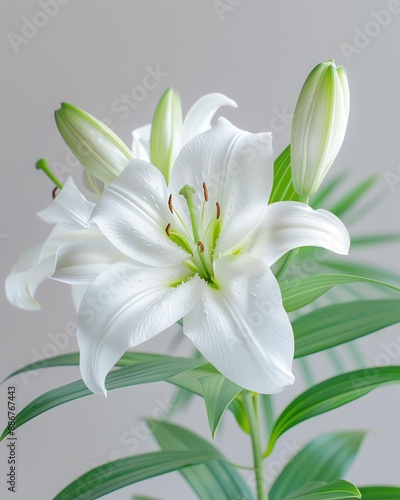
[165,183,221,284]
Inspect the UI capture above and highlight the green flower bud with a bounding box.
[55,103,132,185]
[150,88,183,183]
[291,60,350,197]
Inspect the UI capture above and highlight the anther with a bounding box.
[165,223,171,236]
[202,182,209,202]
[168,194,174,214]
[52,187,60,199]
[216,202,221,220]
[197,241,205,253]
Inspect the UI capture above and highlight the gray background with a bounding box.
[1,1,400,498]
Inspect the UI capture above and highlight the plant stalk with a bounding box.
[243,391,268,500]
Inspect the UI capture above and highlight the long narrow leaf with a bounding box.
[148,420,253,500]
[54,451,218,500]
[283,480,361,499]
[269,146,300,203]
[0,356,205,440]
[293,299,400,358]
[269,432,365,500]
[265,366,400,456]
[281,274,400,313]
[358,486,400,499]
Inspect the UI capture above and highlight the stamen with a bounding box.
[52,187,60,199]
[35,158,63,189]
[197,241,205,253]
[202,182,209,202]
[216,202,221,220]
[165,223,171,236]
[168,194,174,214]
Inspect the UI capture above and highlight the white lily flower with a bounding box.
[5,179,123,311]
[132,91,237,181]
[291,60,350,197]
[75,118,350,396]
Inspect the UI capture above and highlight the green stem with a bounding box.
[243,391,267,500]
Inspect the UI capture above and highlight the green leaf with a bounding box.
[358,486,400,499]
[293,299,400,358]
[282,480,361,499]
[260,394,274,440]
[265,366,400,456]
[148,420,253,500]
[54,450,217,500]
[269,432,365,500]
[269,146,300,204]
[310,173,347,208]
[322,260,400,283]
[199,375,242,437]
[229,396,251,434]
[281,274,400,313]
[350,233,400,246]
[0,356,205,441]
[328,176,377,219]
[3,352,165,382]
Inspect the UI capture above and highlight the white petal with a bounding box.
[183,255,294,394]
[77,262,201,395]
[181,93,237,146]
[37,178,95,229]
[5,243,55,310]
[247,201,350,266]
[131,124,151,161]
[169,118,274,255]
[92,159,190,267]
[51,230,125,284]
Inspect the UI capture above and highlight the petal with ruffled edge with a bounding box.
[181,93,237,146]
[246,201,350,266]
[77,261,201,395]
[183,254,295,394]
[5,243,55,311]
[169,118,274,255]
[131,124,151,162]
[91,159,190,267]
[37,178,95,229]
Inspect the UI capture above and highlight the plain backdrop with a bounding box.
[1,1,400,498]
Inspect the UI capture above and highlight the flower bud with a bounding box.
[150,88,183,183]
[291,61,350,197]
[55,103,132,185]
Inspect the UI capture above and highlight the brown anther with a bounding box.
[52,186,60,199]
[202,182,209,202]
[168,194,174,214]
[197,241,205,253]
[216,202,221,220]
[165,223,171,236]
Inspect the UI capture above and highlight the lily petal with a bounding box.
[51,230,124,284]
[92,159,190,267]
[169,118,274,254]
[181,93,237,146]
[5,243,55,310]
[77,262,201,395]
[71,285,88,312]
[131,124,151,162]
[183,254,295,394]
[247,201,350,266]
[37,178,95,229]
